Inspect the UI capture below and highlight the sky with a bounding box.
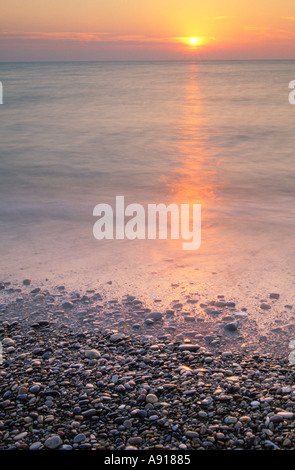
[1,0,295,61]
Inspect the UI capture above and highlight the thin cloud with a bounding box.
[0,32,213,46]
[244,26,295,39]
[0,32,162,45]
[202,16,233,20]
[244,26,268,31]
[0,31,109,42]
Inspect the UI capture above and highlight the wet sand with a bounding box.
[1,277,294,358]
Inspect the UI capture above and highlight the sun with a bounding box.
[188,37,199,46]
[177,36,206,49]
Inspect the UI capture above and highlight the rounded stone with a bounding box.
[44,435,63,449]
[260,303,271,310]
[224,322,238,332]
[2,338,15,346]
[146,394,158,404]
[224,416,238,424]
[29,442,43,450]
[127,437,142,446]
[84,349,101,359]
[62,301,74,309]
[73,434,86,443]
[185,431,199,439]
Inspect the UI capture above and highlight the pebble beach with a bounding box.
[1,279,295,451]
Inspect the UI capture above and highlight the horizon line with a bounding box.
[1,58,295,63]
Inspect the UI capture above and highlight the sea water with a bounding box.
[0,60,294,308]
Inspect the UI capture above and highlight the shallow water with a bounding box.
[0,60,295,317]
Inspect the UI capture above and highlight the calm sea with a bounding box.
[0,61,295,307]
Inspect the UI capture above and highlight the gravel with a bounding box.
[1,281,295,450]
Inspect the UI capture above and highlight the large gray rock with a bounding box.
[44,435,63,449]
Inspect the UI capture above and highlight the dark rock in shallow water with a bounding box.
[270,293,280,300]
[145,312,163,322]
[260,303,271,310]
[165,310,175,315]
[224,322,238,332]
[31,288,41,294]
[214,301,226,308]
[184,316,195,322]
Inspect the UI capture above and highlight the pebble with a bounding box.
[178,344,200,351]
[260,303,271,310]
[145,312,163,322]
[62,301,74,309]
[123,420,132,429]
[179,444,188,450]
[82,409,97,417]
[31,288,41,294]
[224,322,238,332]
[146,394,158,404]
[270,293,280,300]
[73,434,86,443]
[29,442,43,450]
[251,401,260,407]
[224,416,238,424]
[44,435,63,449]
[185,431,199,439]
[84,349,101,359]
[277,412,294,419]
[127,437,142,446]
[14,432,28,441]
[110,333,126,342]
[2,338,15,346]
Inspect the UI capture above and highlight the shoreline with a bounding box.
[1,279,295,450]
[1,277,294,358]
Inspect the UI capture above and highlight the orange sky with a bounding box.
[1,0,295,60]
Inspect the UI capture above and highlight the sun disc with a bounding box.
[189,37,198,46]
